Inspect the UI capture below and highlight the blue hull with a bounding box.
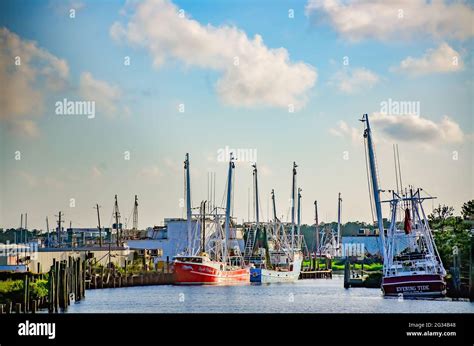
[250,268,262,282]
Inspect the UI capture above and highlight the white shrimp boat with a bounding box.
[361,113,446,297]
[245,162,303,283]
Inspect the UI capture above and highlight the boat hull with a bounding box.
[174,261,250,285]
[250,258,302,283]
[382,274,446,297]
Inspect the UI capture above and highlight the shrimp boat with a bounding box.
[173,153,249,285]
[362,114,446,297]
[245,162,303,283]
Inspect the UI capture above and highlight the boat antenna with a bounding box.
[247,187,250,223]
[396,144,404,195]
[213,172,216,214]
[393,144,400,194]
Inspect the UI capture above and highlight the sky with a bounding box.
[0,0,473,231]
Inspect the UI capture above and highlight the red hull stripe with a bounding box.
[383,280,445,286]
[174,262,250,285]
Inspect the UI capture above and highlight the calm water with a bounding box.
[67,276,474,313]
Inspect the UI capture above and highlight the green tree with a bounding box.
[461,200,474,220]
[428,204,454,231]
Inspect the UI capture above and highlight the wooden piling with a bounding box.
[55,261,60,313]
[23,274,29,313]
[48,265,54,313]
[344,259,350,289]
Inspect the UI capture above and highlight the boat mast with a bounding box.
[271,189,278,222]
[184,153,192,255]
[314,200,319,255]
[201,200,207,254]
[362,114,386,258]
[337,192,342,251]
[297,188,302,237]
[132,195,138,232]
[252,163,260,227]
[113,195,121,246]
[224,153,235,262]
[291,162,297,250]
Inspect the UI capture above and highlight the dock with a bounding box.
[299,270,332,279]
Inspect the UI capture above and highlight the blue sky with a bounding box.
[1,0,473,230]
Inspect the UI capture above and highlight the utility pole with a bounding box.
[46,216,50,246]
[56,211,64,247]
[94,204,102,247]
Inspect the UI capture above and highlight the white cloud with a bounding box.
[329,120,360,143]
[370,113,465,145]
[331,113,466,147]
[110,0,317,110]
[91,166,103,178]
[139,165,164,179]
[329,68,379,94]
[260,164,272,177]
[393,43,463,76]
[305,0,474,41]
[19,171,39,187]
[19,171,64,189]
[79,72,122,117]
[0,27,69,131]
[7,120,41,138]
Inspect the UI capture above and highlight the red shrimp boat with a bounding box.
[174,254,249,284]
[173,153,249,285]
